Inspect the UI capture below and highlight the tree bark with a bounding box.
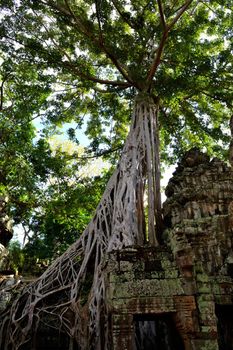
[0,93,163,350]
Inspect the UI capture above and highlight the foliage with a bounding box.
[0,40,111,257]
[6,241,24,274]
[0,78,110,260]
[0,0,232,268]
[1,1,232,164]
[0,0,232,171]
[24,170,111,262]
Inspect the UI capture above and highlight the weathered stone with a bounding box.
[0,275,24,312]
[106,150,233,350]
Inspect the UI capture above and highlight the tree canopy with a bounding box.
[1,0,232,161]
[0,53,111,263]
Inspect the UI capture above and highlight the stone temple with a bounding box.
[105,149,233,350]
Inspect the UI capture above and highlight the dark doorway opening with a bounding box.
[133,313,184,350]
[216,304,233,350]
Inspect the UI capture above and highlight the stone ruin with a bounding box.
[105,149,233,350]
[1,149,233,350]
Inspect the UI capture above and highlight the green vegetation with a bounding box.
[0,0,232,269]
[5,241,24,274]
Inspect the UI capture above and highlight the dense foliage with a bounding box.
[0,0,232,264]
[0,60,111,264]
[1,0,232,155]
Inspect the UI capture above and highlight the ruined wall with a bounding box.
[106,247,194,350]
[163,150,233,349]
[106,150,233,350]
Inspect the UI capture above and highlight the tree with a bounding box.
[0,1,232,349]
[5,241,25,275]
[0,45,107,253]
[23,152,111,265]
[0,56,48,246]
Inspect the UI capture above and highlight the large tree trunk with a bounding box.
[0,93,162,350]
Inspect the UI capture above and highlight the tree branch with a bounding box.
[199,0,218,15]
[62,61,131,87]
[146,0,194,89]
[76,146,123,160]
[157,0,166,30]
[146,31,168,87]
[167,0,194,31]
[92,85,130,93]
[33,8,131,89]
[201,90,233,108]
[111,0,138,29]
[51,0,136,88]
[95,0,104,45]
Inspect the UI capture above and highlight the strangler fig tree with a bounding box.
[0,1,232,349]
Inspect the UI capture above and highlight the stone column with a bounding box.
[112,314,134,350]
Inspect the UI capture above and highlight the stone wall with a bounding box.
[106,150,233,350]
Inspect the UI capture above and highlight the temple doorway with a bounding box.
[133,313,184,350]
